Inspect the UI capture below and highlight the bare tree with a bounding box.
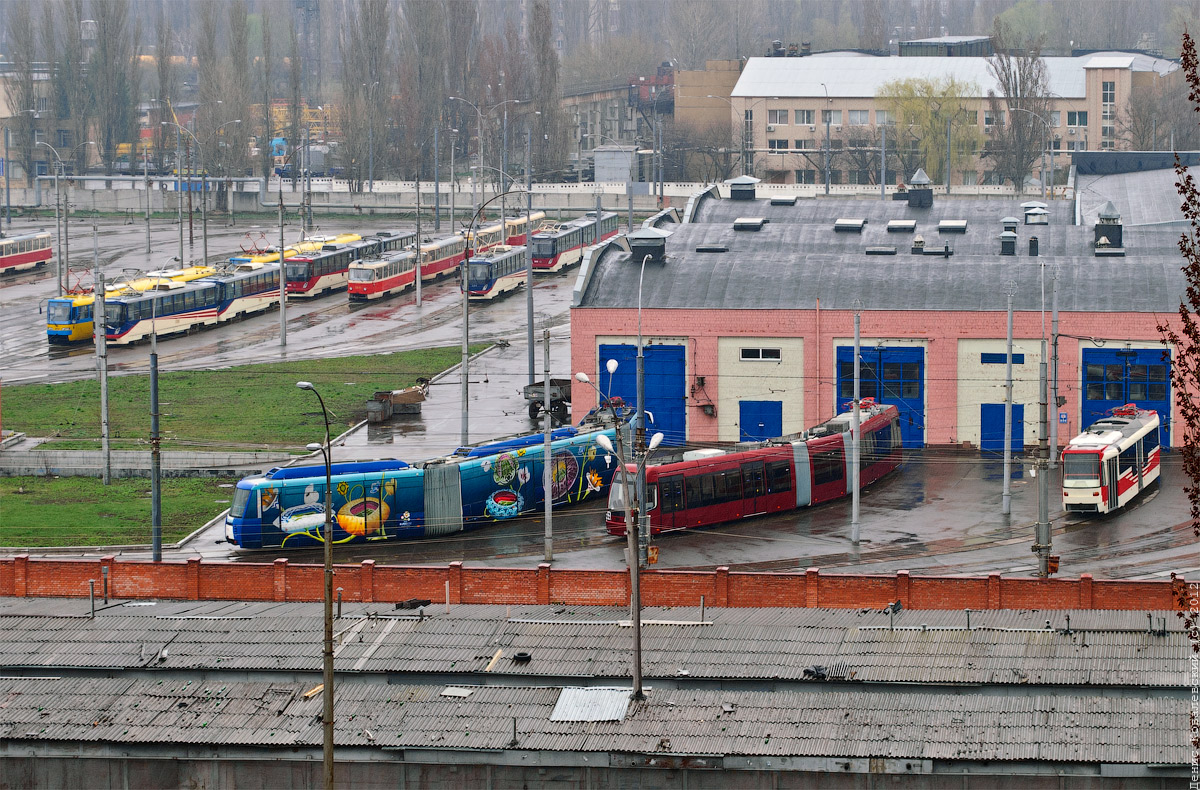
[155,1,176,173]
[669,119,738,183]
[7,2,40,185]
[287,14,303,186]
[91,0,141,176]
[223,0,252,185]
[258,3,275,179]
[530,0,565,178]
[985,20,1051,189]
[399,1,450,178]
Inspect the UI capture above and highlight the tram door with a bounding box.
[1105,456,1119,511]
[836,346,926,448]
[1081,348,1171,447]
[741,461,766,516]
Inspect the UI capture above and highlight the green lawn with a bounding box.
[0,475,237,547]
[2,345,481,450]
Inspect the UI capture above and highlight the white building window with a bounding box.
[741,348,782,361]
[767,109,788,125]
[875,109,893,125]
[848,110,870,126]
[1049,110,1061,127]
[795,109,815,125]
[821,109,841,125]
[984,110,1004,127]
[767,139,789,153]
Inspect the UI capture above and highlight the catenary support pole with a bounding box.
[144,151,151,255]
[416,175,422,307]
[1050,266,1060,469]
[1035,345,1051,576]
[543,328,553,562]
[526,130,535,386]
[880,124,886,201]
[150,292,161,562]
[434,126,440,232]
[851,309,861,542]
[278,190,287,347]
[1002,289,1014,515]
[94,262,111,486]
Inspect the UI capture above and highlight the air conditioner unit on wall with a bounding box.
[809,125,816,132]
[1069,128,1076,135]
[766,125,775,132]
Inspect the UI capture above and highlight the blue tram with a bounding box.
[465,244,528,301]
[225,419,629,549]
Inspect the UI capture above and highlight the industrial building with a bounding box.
[570,167,1187,449]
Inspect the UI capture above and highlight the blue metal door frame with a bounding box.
[980,403,1024,451]
[598,344,687,446]
[836,346,925,448]
[739,400,783,442]
[1081,348,1170,446]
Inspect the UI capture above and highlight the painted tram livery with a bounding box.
[0,230,52,275]
[606,401,902,535]
[1061,404,1161,515]
[530,211,619,272]
[466,244,528,300]
[226,414,631,549]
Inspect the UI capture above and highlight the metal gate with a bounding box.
[739,400,783,442]
[597,344,686,445]
[837,346,926,448]
[980,403,1024,451]
[1081,348,1170,447]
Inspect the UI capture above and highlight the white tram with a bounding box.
[1061,404,1161,515]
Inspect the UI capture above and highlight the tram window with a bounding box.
[1119,445,1136,471]
[859,434,876,466]
[1145,430,1159,455]
[1063,454,1099,480]
[713,469,742,503]
[684,476,703,509]
[742,463,765,498]
[812,451,844,486]
[766,460,792,493]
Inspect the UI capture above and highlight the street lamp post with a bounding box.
[163,119,241,266]
[295,380,335,790]
[365,81,379,192]
[449,97,524,221]
[821,83,832,195]
[578,366,664,700]
[37,140,95,296]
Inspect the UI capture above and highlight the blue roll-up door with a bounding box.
[739,400,782,442]
[980,403,1024,451]
[836,346,925,448]
[1081,348,1171,446]
[597,344,687,445]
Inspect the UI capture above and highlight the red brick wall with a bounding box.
[0,555,1185,611]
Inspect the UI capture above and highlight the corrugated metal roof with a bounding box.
[0,678,1184,764]
[730,53,1177,101]
[550,687,632,721]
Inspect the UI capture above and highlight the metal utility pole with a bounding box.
[1049,267,1060,469]
[434,126,440,231]
[526,130,534,386]
[945,117,952,194]
[415,175,422,307]
[186,138,194,246]
[176,125,183,265]
[880,124,886,201]
[594,194,601,244]
[150,290,162,562]
[94,257,111,486]
[822,83,831,195]
[851,308,861,542]
[1034,342,1052,576]
[1002,288,1014,516]
[51,162,63,296]
[144,151,151,255]
[449,131,457,229]
[543,328,553,562]
[278,190,287,347]
[3,125,10,228]
[635,255,649,568]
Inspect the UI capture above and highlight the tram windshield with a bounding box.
[285,262,310,282]
[229,487,253,519]
[1062,453,1100,486]
[532,239,556,258]
[608,470,630,509]
[103,302,126,325]
[467,262,492,288]
[348,266,375,282]
[47,301,73,323]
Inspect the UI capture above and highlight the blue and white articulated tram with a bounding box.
[465,244,528,301]
[225,412,633,549]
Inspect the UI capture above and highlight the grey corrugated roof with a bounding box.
[730,53,1178,100]
[0,677,1184,765]
[576,195,1185,312]
[0,601,1185,689]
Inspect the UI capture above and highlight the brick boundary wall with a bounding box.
[0,556,1184,611]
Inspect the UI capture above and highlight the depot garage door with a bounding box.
[1081,348,1171,447]
[597,344,686,446]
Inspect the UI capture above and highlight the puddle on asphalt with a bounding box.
[366,417,426,444]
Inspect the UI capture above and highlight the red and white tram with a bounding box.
[285,240,374,298]
[347,249,417,301]
[416,234,468,281]
[605,401,902,535]
[530,211,619,272]
[0,230,52,275]
[1061,404,1161,515]
[503,211,546,245]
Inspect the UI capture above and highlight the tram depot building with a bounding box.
[570,167,1187,451]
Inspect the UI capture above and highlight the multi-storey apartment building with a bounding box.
[724,50,1179,186]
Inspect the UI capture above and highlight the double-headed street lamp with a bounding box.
[162,119,241,267]
[37,140,95,296]
[576,364,664,700]
[447,96,524,213]
[295,380,336,790]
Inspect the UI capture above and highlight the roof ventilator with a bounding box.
[887,219,916,233]
[999,230,1017,256]
[770,195,798,206]
[1094,201,1124,256]
[834,218,866,233]
[939,220,968,234]
[627,226,672,263]
[733,217,767,231]
[906,168,933,208]
[726,174,761,201]
[695,244,729,253]
[1001,216,1020,233]
[866,246,897,256]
